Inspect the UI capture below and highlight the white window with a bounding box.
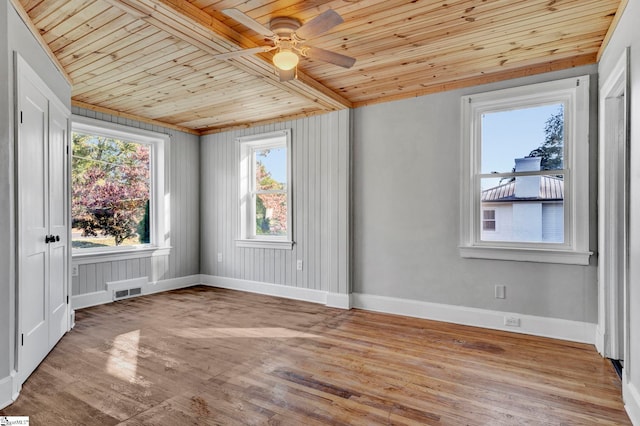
[482,209,496,231]
[71,116,168,259]
[460,76,591,265]
[237,130,293,249]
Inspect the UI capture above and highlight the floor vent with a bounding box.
[113,287,143,301]
[107,277,148,301]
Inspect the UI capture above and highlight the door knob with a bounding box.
[55,235,60,242]
[45,235,52,243]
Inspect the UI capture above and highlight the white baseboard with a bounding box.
[201,275,328,305]
[352,293,597,344]
[624,378,640,426]
[326,292,351,309]
[595,325,606,356]
[72,290,110,310]
[72,275,200,310]
[0,372,17,410]
[106,276,148,292]
[145,275,201,295]
[72,274,597,344]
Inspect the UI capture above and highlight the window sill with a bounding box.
[72,246,171,265]
[459,245,592,265]
[236,239,294,250]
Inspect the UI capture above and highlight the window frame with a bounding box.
[71,115,169,261]
[460,76,592,265]
[237,129,293,250]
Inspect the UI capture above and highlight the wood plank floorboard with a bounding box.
[1,286,631,425]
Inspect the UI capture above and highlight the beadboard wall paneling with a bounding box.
[201,110,350,295]
[71,107,200,294]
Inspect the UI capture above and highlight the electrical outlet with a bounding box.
[217,253,223,262]
[71,265,79,277]
[504,316,521,327]
[495,285,506,299]
[296,260,303,271]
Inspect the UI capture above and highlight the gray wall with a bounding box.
[599,0,640,416]
[71,108,201,294]
[200,110,350,295]
[1,0,71,392]
[352,64,599,323]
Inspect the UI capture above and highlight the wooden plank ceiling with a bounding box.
[17,0,622,134]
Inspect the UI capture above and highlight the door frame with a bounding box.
[597,47,630,364]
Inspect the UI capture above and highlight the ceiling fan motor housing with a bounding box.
[270,17,302,39]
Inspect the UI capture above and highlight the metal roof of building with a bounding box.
[481,176,564,202]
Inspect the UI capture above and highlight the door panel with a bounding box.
[22,252,46,334]
[48,102,68,346]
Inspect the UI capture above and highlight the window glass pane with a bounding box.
[482,221,496,231]
[255,147,287,191]
[480,175,564,243]
[256,194,287,236]
[72,132,151,249]
[481,104,564,174]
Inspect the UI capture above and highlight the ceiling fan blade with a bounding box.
[222,8,275,37]
[278,68,296,82]
[304,46,356,68]
[214,46,275,60]
[295,9,343,40]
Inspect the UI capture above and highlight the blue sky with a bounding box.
[481,103,562,189]
[256,105,562,189]
[257,147,287,184]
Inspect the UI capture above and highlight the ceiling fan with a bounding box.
[216,8,356,81]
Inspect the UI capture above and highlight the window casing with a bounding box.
[237,130,293,250]
[71,115,168,260]
[460,76,591,265]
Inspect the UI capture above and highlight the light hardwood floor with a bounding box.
[1,286,631,425]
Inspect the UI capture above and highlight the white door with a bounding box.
[17,54,70,382]
[48,102,69,347]
[18,67,51,380]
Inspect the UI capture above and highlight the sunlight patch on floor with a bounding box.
[106,329,141,382]
[170,327,321,339]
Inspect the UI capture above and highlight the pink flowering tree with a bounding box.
[72,133,150,246]
[255,160,287,236]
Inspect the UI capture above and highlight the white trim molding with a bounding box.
[597,47,630,360]
[201,275,328,305]
[624,378,640,425]
[201,275,350,310]
[235,239,293,250]
[460,76,592,264]
[70,115,169,257]
[236,129,293,248]
[71,274,200,310]
[326,292,352,309]
[0,371,18,410]
[351,293,597,344]
[459,246,591,265]
[72,246,171,265]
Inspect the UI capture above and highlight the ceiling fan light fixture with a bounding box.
[273,49,299,70]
